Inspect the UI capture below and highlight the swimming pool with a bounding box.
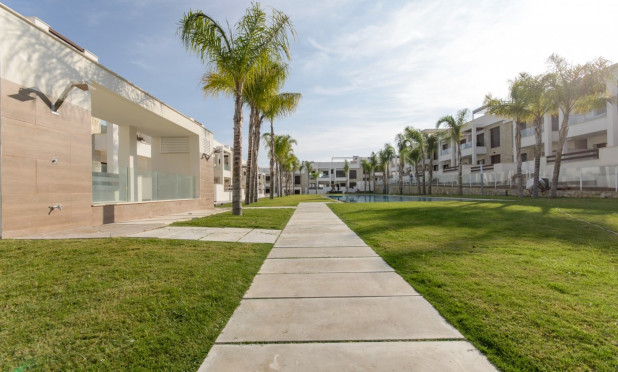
[327,194,503,203]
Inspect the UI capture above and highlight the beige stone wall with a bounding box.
[1,78,93,237]
[1,78,213,238]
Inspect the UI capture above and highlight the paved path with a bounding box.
[198,202,497,371]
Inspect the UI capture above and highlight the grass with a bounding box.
[173,208,295,230]
[217,194,329,208]
[329,198,618,372]
[0,239,271,371]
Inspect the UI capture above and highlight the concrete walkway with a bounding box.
[14,209,281,243]
[199,202,497,371]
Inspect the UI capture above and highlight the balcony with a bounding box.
[440,148,451,155]
[569,107,606,126]
[547,149,599,163]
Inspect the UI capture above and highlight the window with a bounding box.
[490,127,500,148]
[294,175,301,185]
[265,176,270,182]
[349,170,357,179]
[491,154,501,164]
[521,153,527,162]
[551,115,559,131]
[476,133,484,146]
[336,170,345,177]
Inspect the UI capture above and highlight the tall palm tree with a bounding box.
[369,152,378,193]
[546,54,613,198]
[405,127,427,194]
[263,93,301,198]
[180,4,295,215]
[301,161,314,194]
[379,144,396,194]
[436,109,468,195]
[394,133,408,195]
[343,160,350,193]
[361,159,371,193]
[424,132,439,195]
[406,146,423,195]
[484,80,532,198]
[513,73,554,198]
[310,168,321,194]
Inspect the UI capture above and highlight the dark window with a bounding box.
[491,154,501,164]
[350,182,356,188]
[551,115,559,130]
[294,175,301,185]
[442,143,448,150]
[477,159,485,165]
[521,153,527,162]
[336,170,345,177]
[476,133,484,146]
[265,176,270,182]
[433,164,438,171]
[490,127,500,148]
[349,170,357,179]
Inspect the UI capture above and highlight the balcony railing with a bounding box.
[460,142,472,150]
[520,126,544,137]
[569,107,607,126]
[440,148,451,155]
[546,148,599,163]
[93,168,196,203]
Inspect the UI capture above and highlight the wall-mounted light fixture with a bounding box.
[52,81,89,113]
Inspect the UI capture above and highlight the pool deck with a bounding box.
[198,202,497,371]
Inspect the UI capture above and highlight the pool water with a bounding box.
[327,194,501,203]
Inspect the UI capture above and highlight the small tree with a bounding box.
[343,160,350,193]
[546,54,613,198]
[436,109,468,195]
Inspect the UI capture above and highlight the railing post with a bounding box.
[579,168,583,191]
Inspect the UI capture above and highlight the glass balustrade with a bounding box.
[92,168,197,203]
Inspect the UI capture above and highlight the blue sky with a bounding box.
[4,0,618,165]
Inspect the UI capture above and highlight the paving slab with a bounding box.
[282,225,353,234]
[259,257,393,274]
[239,229,281,243]
[200,341,496,372]
[245,272,418,298]
[216,296,463,343]
[275,235,366,247]
[199,228,252,242]
[268,246,378,258]
[128,226,210,239]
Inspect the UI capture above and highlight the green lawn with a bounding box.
[0,239,271,371]
[217,194,329,208]
[329,198,618,372]
[173,208,295,230]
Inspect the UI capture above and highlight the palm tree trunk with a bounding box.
[515,122,523,198]
[245,106,256,205]
[550,114,570,198]
[252,118,262,203]
[398,159,403,195]
[269,122,275,199]
[416,162,422,195]
[457,146,463,195]
[232,91,244,216]
[532,118,543,198]
[428,158,434,195]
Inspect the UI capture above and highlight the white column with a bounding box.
[472,125,477,164]
[606,80,618,146]
[543,113,552,157]
[118,126,137,202]
[106,123,119,173]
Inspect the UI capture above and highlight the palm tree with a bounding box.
[310,168,321,194]
[301,161,314,194]
[263,93,301,198]
[394,133,408,195]
[343,160,350,193]
[180,4,295,215]
[484,79,532,198]
[406,146,422,195]
[405,127,427,194]
[436,109,468,195]
[425,132,440,195]
[546,54,613,198]
[369,152,378,193]
[513,73,554,198]
[361,159,371,192]
[379,144,396,194]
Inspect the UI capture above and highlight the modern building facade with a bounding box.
[0,4,215,237]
